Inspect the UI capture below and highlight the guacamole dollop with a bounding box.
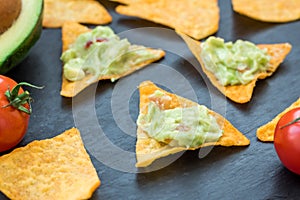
[137,90,223,148]
[200,36,270,86]
[61,26,161,82]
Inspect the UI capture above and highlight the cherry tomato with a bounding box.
[274,107,300,175]
[0,75,31,152]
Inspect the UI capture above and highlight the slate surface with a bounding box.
[1,0,300,199]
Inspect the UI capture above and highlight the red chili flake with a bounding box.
[96,38,108,43]
[85,40,93,49]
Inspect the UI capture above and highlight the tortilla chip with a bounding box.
[110,0,154,4]
[43,0,112,28]
[110,0,152,3]
[136,81,250,167]
[257,98,300,142]
[114,0,219,40]
[60,22,165,97]
[178,32,292,103]
[0,128,100,200]
[232,0,300,23]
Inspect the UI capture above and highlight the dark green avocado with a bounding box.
[0,0,43,74]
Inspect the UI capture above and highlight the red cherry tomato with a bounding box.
[274,107,300,175]
[0,75,31,152]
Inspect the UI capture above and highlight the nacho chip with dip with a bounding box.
[178,32,292,103]
[113,0,220,40]
[43,0,112,28]
[0,128,100,200]
[257,98,300,142]
[232,0,300,23]
[136,81,250,167]
[60,22,165,97]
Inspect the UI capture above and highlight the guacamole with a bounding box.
[200,36,270,86]
[137,90,223,148]
[61,26,161,82]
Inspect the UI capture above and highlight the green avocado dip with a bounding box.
[61,26,162,82]
[200,36,270,86]
[137,90,223,148]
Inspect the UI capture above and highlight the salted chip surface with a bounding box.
[257,98,300,142]
[60,22,165,97]
[136,81,250,167]
[0,128,100,200]
[178,32,292,103]
[43,0,112,28]
[232,0,300,23]
[113,0,219,40]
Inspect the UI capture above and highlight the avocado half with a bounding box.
[0,0,43,74]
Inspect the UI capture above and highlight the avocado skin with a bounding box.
[0,1,43,74]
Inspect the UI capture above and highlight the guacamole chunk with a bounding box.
[200,36,270,86]
[137,90,223,148]
[61,26,161,82]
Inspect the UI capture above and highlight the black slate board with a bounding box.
[1,0,300,199]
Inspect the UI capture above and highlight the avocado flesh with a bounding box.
[0,0,43,74]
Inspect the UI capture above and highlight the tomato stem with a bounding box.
[3,82,43,114]
[280,117,300,129]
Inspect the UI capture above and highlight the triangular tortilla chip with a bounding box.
[232,0,300,23]
[136,81,250,167]
[60,22,165,97]
[257,98,300,142]
[178,32,292,103]
[0,128,100,200]
[110,0,153,3]
[113,0,219,40]
[43,0,112,28]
